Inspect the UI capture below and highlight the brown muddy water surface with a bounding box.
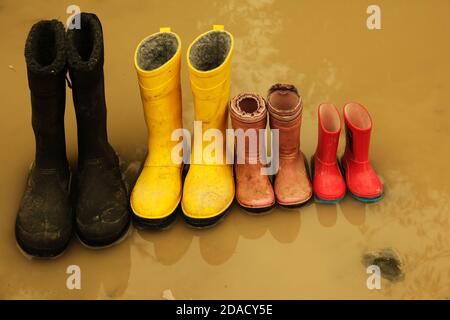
[1,0,449,299]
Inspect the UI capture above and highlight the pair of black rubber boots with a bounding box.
[16,13,130,258]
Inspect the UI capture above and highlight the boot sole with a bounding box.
[349,192,384,203]
[132,205,179,230]
[238,203,275,215]
[182,211,228,229]
[182,200,233,229]
[76,217,132,249]
[15,232,71,259]
[278,201,310,208]
[314,195,344,204]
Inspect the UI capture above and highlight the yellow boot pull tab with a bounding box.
[213,25,224,31]
[160,27,171,32]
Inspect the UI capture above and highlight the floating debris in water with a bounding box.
[362,248,404,282]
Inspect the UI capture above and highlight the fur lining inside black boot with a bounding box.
[189,31,232,71]
[136,33,179,71]
[24,20,66,75]
[66,13,103,71]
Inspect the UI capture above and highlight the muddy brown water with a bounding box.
[1,0,449,299]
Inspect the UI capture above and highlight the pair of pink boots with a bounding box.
[230,84,312,212]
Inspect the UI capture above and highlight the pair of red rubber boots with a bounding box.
[312,103,383,203]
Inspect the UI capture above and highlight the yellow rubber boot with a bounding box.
[182,25,235,227]
[131,28,182,229]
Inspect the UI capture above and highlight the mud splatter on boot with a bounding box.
[66,13,130,247]
[15,20,72,258]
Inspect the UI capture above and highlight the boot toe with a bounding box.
[314,190,346,201]
[15,219,71,258]
[237,197,275,211]
[275,155,312,206]
[181,165,234,220]
[345,165,383,199]
[75,156,131,246]
[235,165,275,210]
[130,166,181,220]
[350,186,383,200]
[15,168,72,258]
[275,174,312,206]
[351,175,383,198]
[313,171,346,201]
[236,184,275,209]
[276,189,312,206]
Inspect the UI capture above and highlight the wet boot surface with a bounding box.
[15,20,72,258]
[66,13,130,247]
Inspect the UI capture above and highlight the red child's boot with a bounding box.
[312,103,346,203]
[341,102,383,202]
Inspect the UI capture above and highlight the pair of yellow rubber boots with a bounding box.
[131,26,234,228]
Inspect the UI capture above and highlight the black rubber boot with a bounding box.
[15,20,73,258]
[66,13,130,247]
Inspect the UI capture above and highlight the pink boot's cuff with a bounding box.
[267,83,302,121]
[229,92,266,124]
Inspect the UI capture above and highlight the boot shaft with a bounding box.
[187,25,234,165]
[134,28,182,167]
[230,93,267,163]
[25,20,68,169]
[316,103,341,164]
[187,25,234,133]
[267,84,302,159]
[65,13,110,161]
[343,102,372,163]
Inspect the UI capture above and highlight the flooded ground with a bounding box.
[1,0,449,299]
